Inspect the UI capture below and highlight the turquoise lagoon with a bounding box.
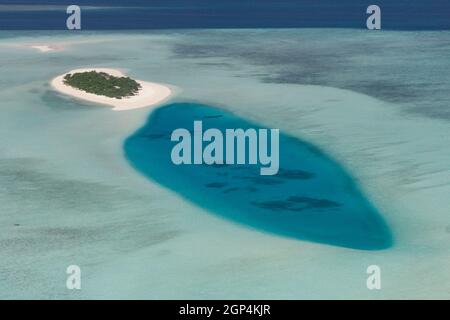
[1,30,450,299]
[125,103,392,250]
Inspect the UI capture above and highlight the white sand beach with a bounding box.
[51,68,173,111]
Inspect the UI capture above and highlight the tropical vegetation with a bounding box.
[63,71,141,99]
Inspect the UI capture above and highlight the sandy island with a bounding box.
[30,45,61,52]
[3,43,64,53]
[51,68,173,111]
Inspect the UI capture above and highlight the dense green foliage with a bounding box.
[63,71,142,99]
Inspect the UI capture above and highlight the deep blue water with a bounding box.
[124,103,392,250]
[1,0,449,30]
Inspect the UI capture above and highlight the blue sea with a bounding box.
[125,102,392,250]
[1,0,450,30]
[0,2,449,300]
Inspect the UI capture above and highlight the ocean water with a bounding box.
[1,0,450,30]
[125,102,392,250]
[0,29,449,299]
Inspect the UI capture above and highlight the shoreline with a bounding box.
[51,68,174,111]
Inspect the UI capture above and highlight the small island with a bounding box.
[63,71,142,99]
[51,68,173,111]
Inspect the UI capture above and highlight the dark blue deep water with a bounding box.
[124,103,393,250]
[1,0,449,30]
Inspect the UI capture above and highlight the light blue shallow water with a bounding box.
[1,29,449,299]
[124,102,392,250]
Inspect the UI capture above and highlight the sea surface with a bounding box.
[0,29,449,299]
[0,0,450,30]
